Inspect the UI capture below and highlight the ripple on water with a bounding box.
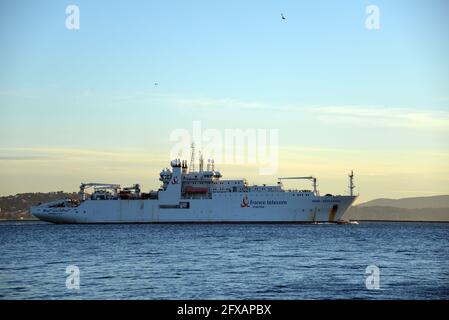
[0,222,448,299]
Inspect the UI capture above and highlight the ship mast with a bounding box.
[349,170,355,196]
[189,142,195,173]
[199,152,204,172]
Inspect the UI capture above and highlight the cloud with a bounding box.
[0,88,48,99]
[0,147,168,164]
[0,155,58,161]
[172,96,449,131]
[306,106,449,131]
[174,97,269,110]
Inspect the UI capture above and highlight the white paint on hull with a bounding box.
[31,194,356,224]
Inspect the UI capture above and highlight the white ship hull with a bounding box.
[31,194,356,224]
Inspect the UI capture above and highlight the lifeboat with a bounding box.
[185,186,208,194]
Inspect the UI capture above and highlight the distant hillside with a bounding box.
[0,192,79,220]
[345,195,449,222]
[358,195,449,209]
[344,206,449,222]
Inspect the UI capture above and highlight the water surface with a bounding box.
[0,221,448,299]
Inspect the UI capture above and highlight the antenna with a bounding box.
[189,142,195,173]
[349,170,355,196]
[199,152,204,172]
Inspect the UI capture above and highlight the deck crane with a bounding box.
[277,176,318,194]
[79,183,121,201]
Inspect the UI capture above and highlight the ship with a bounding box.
[31,152,357,224]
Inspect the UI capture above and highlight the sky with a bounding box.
[0,0,448,202]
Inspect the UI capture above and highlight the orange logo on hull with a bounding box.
[241,196,250,208]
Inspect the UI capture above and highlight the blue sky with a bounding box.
[0,0,448,200]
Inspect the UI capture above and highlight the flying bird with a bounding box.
[281,13,286,20]
[154,82,158,86]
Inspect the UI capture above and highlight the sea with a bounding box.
[0,221,448,299]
